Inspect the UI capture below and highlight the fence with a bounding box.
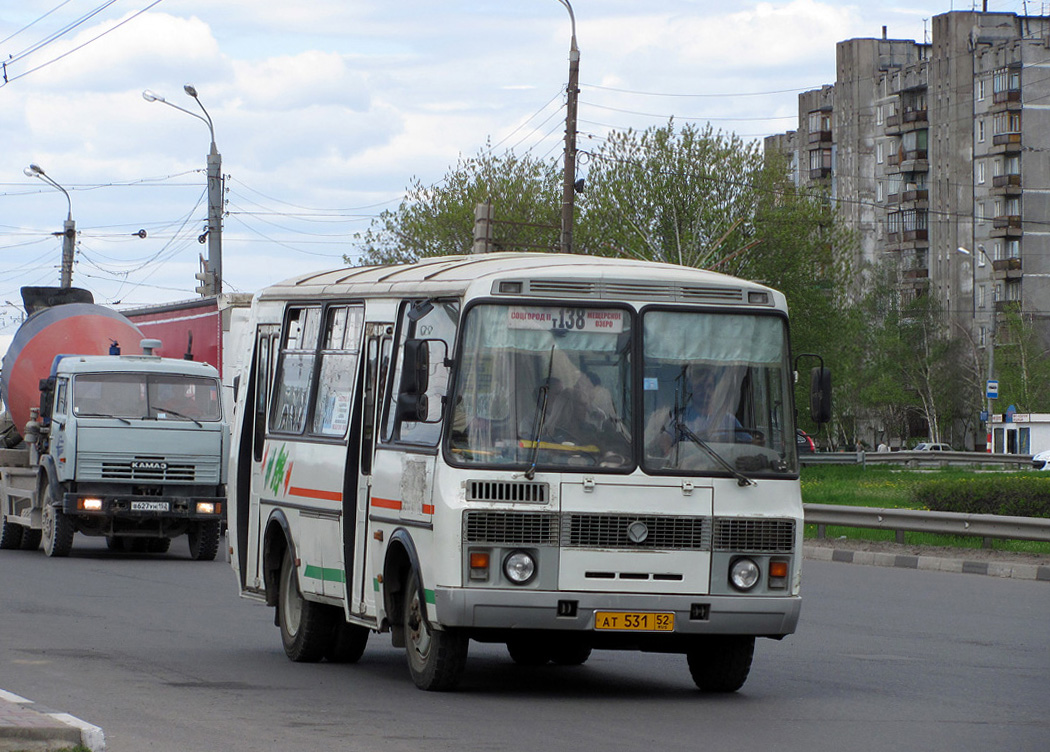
[801,450,1034,470]
[804,503,1050,544]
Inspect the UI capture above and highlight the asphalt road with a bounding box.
[1,537,1048,752]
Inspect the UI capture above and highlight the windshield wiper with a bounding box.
[525,345,556,480]
[154,406,202,427]
[86,412,130,425]
[674,420,756,487]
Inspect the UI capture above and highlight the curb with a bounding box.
[0,689,105,752]
[803,544,1050,582]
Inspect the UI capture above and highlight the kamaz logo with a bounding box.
[132,461,167,471]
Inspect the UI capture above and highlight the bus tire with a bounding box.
[686,635,755,693]
[19,527,42,551]
[0,519,24,550]
[326,620,369,664]
[278,550,333,662]
[403,570,467,690]
[187,521,220,561]
[506,636,551,666]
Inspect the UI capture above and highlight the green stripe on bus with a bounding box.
[303,565,346,583]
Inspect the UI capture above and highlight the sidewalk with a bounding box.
[0,689,104,752]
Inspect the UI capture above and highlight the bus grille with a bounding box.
[466,480,548,503]
[712,519,795,553]
[463,512,559,545]
[565,514,710,550]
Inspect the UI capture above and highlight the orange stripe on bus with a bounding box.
[288,486,342,502]
[371,497,435,515]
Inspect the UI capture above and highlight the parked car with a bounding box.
[796,429,816,453]
[1032,449,1050,470]
[914,442,951,451]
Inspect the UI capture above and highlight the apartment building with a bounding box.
[767,10,1050,356]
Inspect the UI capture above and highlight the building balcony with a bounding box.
[899,109,928,131]
[992,256,1023,280]
[992,89,1022,109]
[991,215,1023,238]
[992,133,1022,153]
[807,130,833,145]
[995,299,1022,314]
[900,188,929,207]
[884,114,902,135]
[991,173,1022,195]
[809,167,832,180]
[900,151,928,172]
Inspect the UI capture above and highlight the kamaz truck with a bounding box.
[0,287,228,559]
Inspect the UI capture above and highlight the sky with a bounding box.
[0,0,1036,346]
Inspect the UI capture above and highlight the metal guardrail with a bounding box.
[800,450,1034,470]
[804,503,1050,544]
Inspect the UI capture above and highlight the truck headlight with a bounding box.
[729,558,760,591]
[503,550,536,585]
[196,502,216,514]
[80,497,103,511]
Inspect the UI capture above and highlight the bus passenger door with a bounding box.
[244,324,279,592]
[350,323,392,616]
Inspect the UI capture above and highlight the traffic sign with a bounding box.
[986,380,999,399]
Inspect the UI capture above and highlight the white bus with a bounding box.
[227,253,830,691]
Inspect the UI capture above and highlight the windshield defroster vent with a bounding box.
[466,480,549,503]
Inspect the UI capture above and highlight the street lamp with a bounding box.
[958,245,995,450]
[143,84,223,296]
[24,163,76,288]
[556,0,580,254]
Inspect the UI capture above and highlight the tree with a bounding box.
[994,310,1050,412]
[351,144,561,265]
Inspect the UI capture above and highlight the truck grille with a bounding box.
[713,519,795,553]
[78,453,221,484]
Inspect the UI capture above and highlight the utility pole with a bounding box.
[558,0,580,254]
[472,202,494,254]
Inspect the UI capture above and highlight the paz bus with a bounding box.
[227,253,830,691]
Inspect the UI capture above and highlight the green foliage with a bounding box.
[351,144,561,265]
[912,475,1050,518]
[994,310,1050,412]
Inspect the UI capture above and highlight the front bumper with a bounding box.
[61,493,224,520]
[433,587,801,638]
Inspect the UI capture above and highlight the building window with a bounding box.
[876,104,884,125]
[976,202,985,223]
[1007,239,1020,258]
[993,242,1003,261]
[979,325,986,347]
[977,78,986,100]
[993,67,1021,95]
[877,180,884,202]
[977,119,985,142]
[977,161,986,185]
[877,141,884,164]
[978,286,986,310]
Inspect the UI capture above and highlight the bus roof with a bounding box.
[259,253,786,310]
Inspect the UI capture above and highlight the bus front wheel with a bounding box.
[278,550,333,662]
[403,570,467,691]
[686,635,755,692]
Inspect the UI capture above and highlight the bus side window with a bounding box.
[271,306,321,434]
[382,299,459,446]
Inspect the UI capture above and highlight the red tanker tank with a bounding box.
[0,287,143,436]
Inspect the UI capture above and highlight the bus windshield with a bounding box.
[447,303,796,476]
[449,304,633,470]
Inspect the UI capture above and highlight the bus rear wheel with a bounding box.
[403,570,467,691]
[278,550,333,662]
[686,635,755,692]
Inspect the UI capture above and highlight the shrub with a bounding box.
[911,476,1050,518]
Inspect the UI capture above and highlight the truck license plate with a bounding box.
[131,501,170,512]
[594,611,675,632]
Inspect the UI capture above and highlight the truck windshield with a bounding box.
[641,310,795,476]
[447,303,796,477]
[72,373,222,422]
[448,304,632,470]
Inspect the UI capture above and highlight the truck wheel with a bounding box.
[277,550,333,662]
[403,570,468,690]
[42,500,74,558]
[550,641,592,666]
[187,521,220,561]
[106,536,125,552]
[326,621,370,663]
[686,635,755,693]
[19,528,42,551]
[0,519,24,550]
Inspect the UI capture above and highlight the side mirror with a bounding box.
[810,366,832,424]
[397,392,429,423]
[398,339,430,396]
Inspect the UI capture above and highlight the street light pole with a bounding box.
[24,163,76,288]
[143,85,223,296]
[958,245,995,450]
[557,0,579,254]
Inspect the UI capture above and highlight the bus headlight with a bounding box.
[503,550,536,585]
[729,558,760,591]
